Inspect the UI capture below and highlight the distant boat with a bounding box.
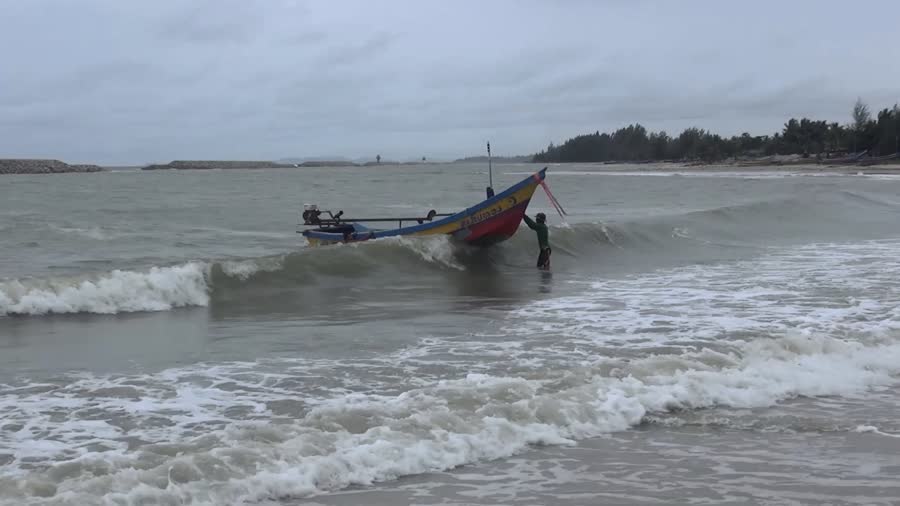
[298,168,547,247]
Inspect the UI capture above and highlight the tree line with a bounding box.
[532,99,900,163]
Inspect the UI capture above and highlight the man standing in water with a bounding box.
[522,212,551,270]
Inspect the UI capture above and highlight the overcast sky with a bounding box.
[1,0,898,164]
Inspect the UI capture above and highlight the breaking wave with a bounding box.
[0,236,466,316]
[3,333,900,504]
[4,207,900,503]
[0,263,210,316]
[4,187,900,317]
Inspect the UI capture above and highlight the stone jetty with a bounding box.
[0,159,103,174]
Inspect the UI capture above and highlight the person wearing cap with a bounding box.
[522,212,551,270]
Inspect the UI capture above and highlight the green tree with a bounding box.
[852,98,872,152]
[853,97,871,131]
[895,104,900,153]
[874,106,900,155]
[529,99,899,163]
[650,131,670,159]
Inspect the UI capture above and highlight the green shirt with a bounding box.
[522,215,549,249]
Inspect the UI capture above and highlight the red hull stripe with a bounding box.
[464,199,531,243]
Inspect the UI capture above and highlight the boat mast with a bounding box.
[486,141,494,198]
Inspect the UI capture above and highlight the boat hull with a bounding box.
[302,168,546,247]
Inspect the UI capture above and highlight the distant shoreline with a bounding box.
[553,161,900,174]
[0,159,103,175]
[551,158,900,171]
[4,157,900,175]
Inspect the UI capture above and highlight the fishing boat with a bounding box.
[299,166,548,247]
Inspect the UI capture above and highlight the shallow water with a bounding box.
[2,164,900,504]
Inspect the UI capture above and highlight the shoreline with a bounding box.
[541,159,900,175]
[4,157,900,176]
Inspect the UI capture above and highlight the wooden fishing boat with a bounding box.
[299,167,547,247]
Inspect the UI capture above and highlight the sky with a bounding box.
[1,0,898,165]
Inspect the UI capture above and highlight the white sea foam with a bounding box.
[48,224,110,240]
[4,240,900,503]
[854,425,900,438]
[0,263,211,315]
[397,236,464,270]
[505,240,900,350]
[2,333,900,504]
[219,256,285,281]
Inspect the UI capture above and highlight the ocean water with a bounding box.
[2,163,900,505]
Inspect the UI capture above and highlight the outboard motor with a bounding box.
[302,204,322,225]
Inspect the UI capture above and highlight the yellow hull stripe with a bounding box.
[404,182,539,237]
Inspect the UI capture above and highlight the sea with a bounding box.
[2,163,900,505]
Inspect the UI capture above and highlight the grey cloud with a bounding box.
[319,32,394,67]
[1,0,898,164]
[280,30,329,47]
[155,2,263,44]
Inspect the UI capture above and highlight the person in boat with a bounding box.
[522,212,550,270]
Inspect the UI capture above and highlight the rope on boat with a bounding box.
[534,173,570,226]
